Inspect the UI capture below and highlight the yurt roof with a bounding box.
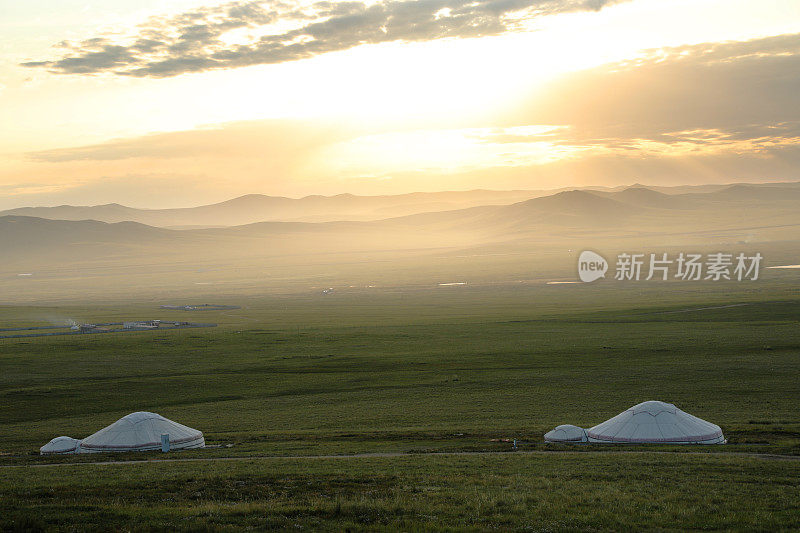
[79,411,204,452]
[587,401,724,444]
[40,436,81,454]
[544,424,587,443]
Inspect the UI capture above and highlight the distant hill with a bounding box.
[593,186,681,208]
[0,189,554,227]
[0,216,168,247]
[3,182,799,271]
[691,184,800,204]
[378,190,641,234]
[4,182,798,228]
[0,216,178,266]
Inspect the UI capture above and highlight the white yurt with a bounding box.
[40,436,81,455]
[544,424,588,443]
[587,401,725,444]
[78,411,205,453]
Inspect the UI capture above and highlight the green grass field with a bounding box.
[1,280,799,530]
[3,454,799,531]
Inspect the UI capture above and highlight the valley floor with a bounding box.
[1,282,799,530]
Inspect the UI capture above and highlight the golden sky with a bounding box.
[1,0,799,208]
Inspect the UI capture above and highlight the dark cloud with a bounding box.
[22,0,626,78]
[508,33,800,148]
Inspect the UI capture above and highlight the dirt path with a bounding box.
[659,303,750,314]
[3,449,798,469]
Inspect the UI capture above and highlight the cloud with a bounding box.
[467,34,800,187]
[508,33,800,150]
[13,33,800,203]
[26,119,354,163]
[12,119,367,205]
[22,0,628,78]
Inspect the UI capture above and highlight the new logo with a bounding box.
[578,250,608,282]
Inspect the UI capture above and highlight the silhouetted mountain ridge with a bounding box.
[2,182,799,266]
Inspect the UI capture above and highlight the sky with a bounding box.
[1,0,799,208]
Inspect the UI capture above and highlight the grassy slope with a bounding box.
[0,282,799,530]
[2,454,799,531]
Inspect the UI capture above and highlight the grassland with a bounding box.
[3,453,799,531]
[1,280,799,530]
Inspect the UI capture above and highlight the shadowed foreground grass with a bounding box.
[2,453,799,531]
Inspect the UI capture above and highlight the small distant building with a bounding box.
[69,324,108,334]
[123,320,160,330]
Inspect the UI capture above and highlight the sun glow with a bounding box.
[8,0,797,150]
[2,0,799,205]
[315,125,584,177]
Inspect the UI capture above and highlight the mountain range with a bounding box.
[3,182,799,255]
[2,182,798,300]
[4,181,794,228]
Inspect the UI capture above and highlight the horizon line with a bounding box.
[2,178,800,212]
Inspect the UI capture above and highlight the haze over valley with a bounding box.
[3,182,798,301]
